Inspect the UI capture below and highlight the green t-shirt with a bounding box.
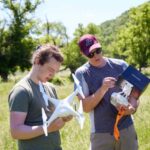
[9,76,62,150]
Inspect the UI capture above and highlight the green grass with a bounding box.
[134,85,150,150]
[0,81,17,150]
[0,70,150,150]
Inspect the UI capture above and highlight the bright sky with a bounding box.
[35,0,148,38]
[1,0,148,38]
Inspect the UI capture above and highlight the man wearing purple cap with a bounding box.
[75,34,139,150]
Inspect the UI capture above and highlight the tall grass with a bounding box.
[0,70,150,150]
[0,81,17,150]
[134,85,150,150]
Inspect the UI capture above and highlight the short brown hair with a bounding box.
[31,44,64,65]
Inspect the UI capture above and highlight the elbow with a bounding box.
[10,128,19,139]
[11,133,18,139]
[82,101,93,113]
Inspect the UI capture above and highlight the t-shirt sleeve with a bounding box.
[75,70,89,97]
[120,59,128,71]
[109,58,128,71]
[9,86,30,112]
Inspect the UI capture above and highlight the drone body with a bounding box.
[39,73,85,136]
[111,80,133,107]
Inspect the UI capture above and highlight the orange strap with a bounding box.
[114,108,125,141]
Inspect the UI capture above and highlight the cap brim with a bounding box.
[89,43,101,52]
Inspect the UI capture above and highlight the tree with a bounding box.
[0,0,42,81]
[111,2,150,71]
[0,20,10,81]
[127,3,150,71]
[99,11,129,56]
[40,19,69,47]
[62,38,87,74]
[63,24,86,74]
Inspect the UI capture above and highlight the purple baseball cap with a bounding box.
[78,34,101,56]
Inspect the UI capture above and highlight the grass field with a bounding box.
[0,69,150,150]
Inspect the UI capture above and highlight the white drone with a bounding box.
[39,74,85,136]
[111,80,133,107]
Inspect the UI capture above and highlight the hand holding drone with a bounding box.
[39,74,85,136]
[111,80,133,107]
[111,65,150,108]
[110,65,150,141]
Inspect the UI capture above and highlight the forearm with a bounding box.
[83,86,108,112]
[11,118,66,140]
[11,124,44,140]
[79,76,116,112]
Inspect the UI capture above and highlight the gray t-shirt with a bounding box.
[9,76,62,150]
[75,58,133,134]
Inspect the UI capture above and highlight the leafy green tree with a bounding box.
[62,38,87,74]
[40,20,69,47]
[0,0,42,81]
[73,23,86,38]
[112,2,150,71]
[99,11,129,56]
[127,3,150,70]
[0,21,10,81]
[85,23,101,36]
[63,24,86,73]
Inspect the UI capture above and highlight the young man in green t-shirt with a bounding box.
[9,44,72,150]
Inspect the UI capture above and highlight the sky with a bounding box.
[35,0,149,38]
[0,0,148,38]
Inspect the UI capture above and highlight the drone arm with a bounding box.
[48,97,60,107]
[65,90,78,103]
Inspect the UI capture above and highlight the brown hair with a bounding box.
[31,44,64,65]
